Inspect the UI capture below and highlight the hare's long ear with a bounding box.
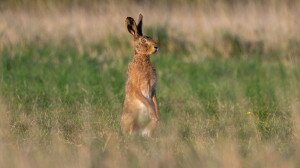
[137,14,143,36]
[126,17,138,37]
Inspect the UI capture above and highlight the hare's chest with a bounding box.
[140,69,157,98]
[148,69,157,88]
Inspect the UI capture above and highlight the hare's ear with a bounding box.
[126,17,138,37]
[137,14,143,36]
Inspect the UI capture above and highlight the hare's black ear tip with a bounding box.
[125,17,135,24]
[139,13,143,18]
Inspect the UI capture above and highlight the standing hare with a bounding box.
[121,14,159,137]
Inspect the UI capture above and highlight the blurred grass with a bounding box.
[1,0,299,57]
[0,35,299,167]
[1,0,299,9]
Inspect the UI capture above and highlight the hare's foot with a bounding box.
[141,128,151,137]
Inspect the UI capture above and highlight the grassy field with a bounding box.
[1,1,300,168]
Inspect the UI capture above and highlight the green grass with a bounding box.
[0,41,299,167]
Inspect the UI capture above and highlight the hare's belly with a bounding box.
[135,99,151,126]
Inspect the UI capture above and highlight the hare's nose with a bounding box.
[154,46,159,51]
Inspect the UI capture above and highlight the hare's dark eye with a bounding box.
[141,39,146,43]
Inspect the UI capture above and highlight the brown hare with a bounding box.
[121,14,159,137]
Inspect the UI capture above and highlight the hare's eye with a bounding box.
[141,39,146,43]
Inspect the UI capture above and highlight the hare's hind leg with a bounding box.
[141,114,159,137]
[121,112,135,135]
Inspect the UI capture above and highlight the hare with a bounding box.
[121,14,159,137]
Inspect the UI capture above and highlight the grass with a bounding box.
[1,1,300,56]
[0,1,300,167]
[0,37,299,167]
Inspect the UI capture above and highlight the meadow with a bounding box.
[0,1,300,167]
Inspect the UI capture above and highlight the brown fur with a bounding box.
[121,14,159,137]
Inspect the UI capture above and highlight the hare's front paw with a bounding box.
[141,129,151,137]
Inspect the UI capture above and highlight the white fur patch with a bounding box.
[136,100,151,127]
[141,88,150,99]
